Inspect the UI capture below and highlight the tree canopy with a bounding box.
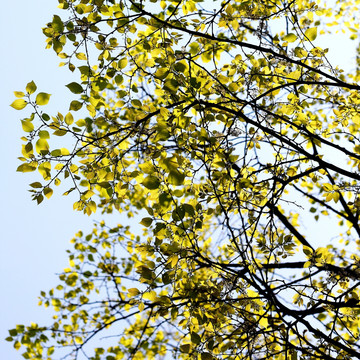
[8,0,360,359]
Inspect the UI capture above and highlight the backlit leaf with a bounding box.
[66,82,84,94]
[304,27,317,41]
[21,120,34,132]
[26,81,37,94]
[10,99,27,110]
[69,100,83,111]
[142,176,160,190]
[36,92,51,105]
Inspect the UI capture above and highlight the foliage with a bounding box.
[8,0,360,359]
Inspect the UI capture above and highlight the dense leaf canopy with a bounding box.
[9,0,360,359]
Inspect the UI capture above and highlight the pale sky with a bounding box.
[0,1,357,359]
[0,1,104,358]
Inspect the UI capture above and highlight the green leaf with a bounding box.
[201,353,213,360]
[52,15,64,33]
[168,170,185,186]
[36,92,51,106]
[163,79,179,93]
[142,176,160,190]
[36,194,44,205]
[30,182,43,188]
[66,82,84,94]
[51,149,62,157]
[78,66,91,76]
[191,332,201,345]
[10,99,27,110]
[140,217,153,227]
[53,129,67,136]
[39,130,50,139]
[131,99,142,108]
[304,27,317,41]
[26,81,37,94]
[21,120,34,132]
[180,344,191,353]
[172,205,185,221]
[69,100,83,111]
[8,329,17,337]
[16,164,37,173]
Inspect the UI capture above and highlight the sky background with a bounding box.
[0,1,358,359]
[0,1,103,358]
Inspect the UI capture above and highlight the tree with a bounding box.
[8,0,360,358]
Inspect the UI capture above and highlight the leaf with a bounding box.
[10,99,27,110]
[128,288,140,297]
[140,217,153,227]
[69,100,83,111]
[66,82,84,94]
[201,353,213,360]
[65,112,74,125]
[14,91,25,98]
[168,170,185,186]
[36,92,51,105]
[52,15,64,33]
[304,27,317,41]
[21,120,34,132]
[118,58,128,69]
[191,332,201,345]
[35,139,50,154]
[283,33,297,43]
[180,344,191,353]
[154,67,169,79]
[26,80,37,94]
[30,182,42,188]
[43,187,53,199]
[8,329,17,337]
[131,99,142,108]
[76,52,87,60]
[39,130,50,139]
[17,163,36,172]
[36,194,44,205]
[142,176,160,190]
[163,79,179,93]
[53,129,67,136]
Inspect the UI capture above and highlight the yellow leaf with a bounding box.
[43,188,53,199]
[128,288,140,297]
[14,91,25,98]
[10,99,27,110]
[304,27,317,41]
[36,92,51,105]
[21,120,34,132]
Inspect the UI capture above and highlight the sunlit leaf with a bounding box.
[10,99,27,110]
[305,27,317,41]
[26,81,37,94]
[35,92,51,105]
